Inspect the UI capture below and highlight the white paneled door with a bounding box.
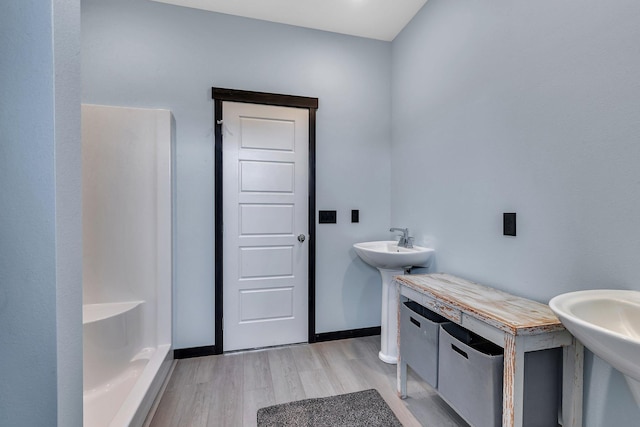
[222,101,309,351]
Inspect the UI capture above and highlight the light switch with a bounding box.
[503,213,516,236]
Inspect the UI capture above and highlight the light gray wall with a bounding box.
[82,0,392,348]
[391,0,640,424]
[0,0,82,426]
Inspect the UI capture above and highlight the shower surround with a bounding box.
[82,104,174,427]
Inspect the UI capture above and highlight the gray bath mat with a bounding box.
[257,389,402,427]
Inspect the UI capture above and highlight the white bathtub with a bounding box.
[83,302,172,427]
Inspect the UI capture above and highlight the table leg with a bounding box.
[561,339,584,427]
[398,359,408,398]
[503,334,525,427]
[396,285,407,398]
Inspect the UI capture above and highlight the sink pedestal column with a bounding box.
[377,268,404,364]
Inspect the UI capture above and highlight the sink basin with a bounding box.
[353,241,434,270]
[549,289,640,404]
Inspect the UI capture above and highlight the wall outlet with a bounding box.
[351,209,359,223]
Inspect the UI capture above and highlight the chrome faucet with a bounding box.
[390,227,413,248]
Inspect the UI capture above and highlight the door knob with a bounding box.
[298,234,306,243]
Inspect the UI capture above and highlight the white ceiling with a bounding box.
[150,0,428,41]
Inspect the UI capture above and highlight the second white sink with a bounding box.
[549,289,640,405]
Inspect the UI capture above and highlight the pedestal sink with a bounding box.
[353,241,435,364]
[549,290,640,405]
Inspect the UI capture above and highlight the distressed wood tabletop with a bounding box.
[394,273,564,336]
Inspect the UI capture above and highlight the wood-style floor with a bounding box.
[148,336,469,427]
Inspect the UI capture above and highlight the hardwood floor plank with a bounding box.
[207,353,244,427]
[148,388,183,427]
[299,368,335,399]
[153,384,202,427]
[195,355,218,385]
[313,340,351,364]
[322,358,370,395]
[267,347,306,404]
[165,358,199,392]
[403,391,470,427]
[179,383,211,427]
[243,350,272,391]
[242,350,276,426]
[339,337,378,360]
[404,365,435,396]
[290,343,323,372]
[243,387,275,427]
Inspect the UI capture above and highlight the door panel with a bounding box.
[239,246,294,278]
[240,161,294,193]
[239,287,294,321]
[240,204,294,235]
[223,101,309,351]
[239,117,295,151]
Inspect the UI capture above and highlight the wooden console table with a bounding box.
[395,273,583,427]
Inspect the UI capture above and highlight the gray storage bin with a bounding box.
[438,323,503,427]
[438,323,561,427]
[400,300,450,388]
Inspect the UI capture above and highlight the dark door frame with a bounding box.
[212,87,318,354]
